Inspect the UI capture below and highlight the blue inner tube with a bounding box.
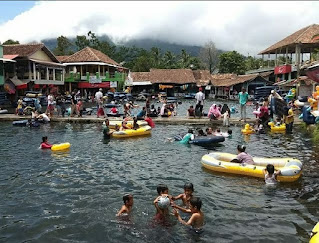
[12,120,28,126]
[104,104,119,108]
[190,136,225,145]
[106,113,124,117]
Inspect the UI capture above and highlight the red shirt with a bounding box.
[41,142,52,149]
[110,107,118,114]
[144,117,155,128]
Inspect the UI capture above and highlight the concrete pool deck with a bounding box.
[0,113,303,125]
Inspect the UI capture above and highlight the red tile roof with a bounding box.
[3,43,59,62]
[56,55,69,62]
[211,73,259,87]
[150,68,196,84]
[259,24,319,54]
[62,47,120,66]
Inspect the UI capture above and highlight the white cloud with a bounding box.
[0,1,319,56]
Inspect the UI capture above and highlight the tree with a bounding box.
[218,51,246,74]
[3,39,20,45]
[75,35,90,50]
[162,51,176,69]
[178,49,191,68]
[53,36,73,55]
[199,41,219,73]
[150,47,161,68]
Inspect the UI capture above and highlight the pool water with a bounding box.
[0,122,318,242]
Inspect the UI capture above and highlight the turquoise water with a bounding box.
[0,122,318,242]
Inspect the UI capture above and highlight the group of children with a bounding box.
[116,183,204,230]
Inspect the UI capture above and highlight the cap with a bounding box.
[99,88,103,91]
[271,90,275,94]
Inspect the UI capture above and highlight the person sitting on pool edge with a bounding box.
[116,194,134,216]
[187,105,195,118]
[40,136,52,149]
[231,145,254,165]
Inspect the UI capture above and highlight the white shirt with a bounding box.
[47,95,54,106]
[95,91,103,102]
[41,113,50,122]
[195,91,205,105]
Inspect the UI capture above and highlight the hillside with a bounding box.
[42,35,203,56]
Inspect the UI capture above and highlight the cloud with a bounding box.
[0,1,319,56]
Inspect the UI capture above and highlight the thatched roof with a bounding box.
[192,70,211,86]
[62,47,120,66]
[130,72,150,82]
[150,68,196,84]
[211,73,259,87]
[3,43,59,62]
[259,24,319,54]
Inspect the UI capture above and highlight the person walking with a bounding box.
[95,88,103,109]
[238,88,249,121]
[195,87,205,116]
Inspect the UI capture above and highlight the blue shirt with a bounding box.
[137,110,146,118]
[239,92,248,105]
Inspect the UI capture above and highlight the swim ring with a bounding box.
[111,125,152,138]
[268,121,286,132]
[51,142,71,151]
[241,124,254,135]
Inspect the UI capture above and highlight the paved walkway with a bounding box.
[0,113,303,125]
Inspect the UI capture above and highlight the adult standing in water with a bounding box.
[195,87,205,116]
[238,88,249,121]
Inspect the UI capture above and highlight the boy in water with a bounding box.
[172,183,194,210]
[116,194,134,216]
[40,136,52,149]
[154,184,172,219]
[173,197,204,230]
[263,164,281,185]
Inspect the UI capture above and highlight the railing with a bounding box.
[65,71,126,83]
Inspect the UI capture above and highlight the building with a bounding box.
[258,24,319,95]
[3,43,65,94]
[125,71,152,93]
[211,73,270,99]
[60,47,127,93]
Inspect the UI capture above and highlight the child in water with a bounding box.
[173,197,204,230]
[231,145,255,165]
[40,136,52,149]
[172,183,194,210]
[154,184,172,219]
[263,164,281,185]
[116,194,134,216]
[179,129,195,144]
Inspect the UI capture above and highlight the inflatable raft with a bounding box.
[109,120,147,129]
[241,124,254,135]
[0,109,8,114]
[201,152,302,182]
[111,125,152,138]
[51,143,71,151]
[310,222,319,243]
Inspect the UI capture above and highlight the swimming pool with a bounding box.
[0,122,317,242]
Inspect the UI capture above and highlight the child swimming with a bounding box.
[172,183,194,210]
[40,136,52,149]
[173,197,204,230]
[263,164,281,185]
[116,194,134,216]
[154,184,172,219]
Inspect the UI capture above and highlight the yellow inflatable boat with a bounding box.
[241,124,254,135]
[201,152,302,182]
[111,125,152,138]
[310,222,319,243]
[109,120,147,129]
[268,121,286,132]
[51,142,71,151]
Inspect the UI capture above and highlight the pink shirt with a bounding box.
[236,152,254,165]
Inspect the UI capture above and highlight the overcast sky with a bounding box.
[0,1,319,56]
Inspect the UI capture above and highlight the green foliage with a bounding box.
[2,39,20,45]
[53,36,73,55]
[75,35,90,50]
[313,124,319,143]
[218,51,246,74]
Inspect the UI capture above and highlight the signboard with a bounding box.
[110,81,117,88]
[274,65,292,75]
[306,68,319,83]
[78,82,110,89]
[89,75,102,83]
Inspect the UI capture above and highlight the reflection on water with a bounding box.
[0,122,318,242]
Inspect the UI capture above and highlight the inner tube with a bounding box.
[106,113,124,117]
[51,142,71,151]
[12,120,28,126]
[190,136,225,145]
[0,109,8,114]
[104,104,119,108]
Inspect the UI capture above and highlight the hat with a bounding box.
[271,90,275,94]
[99,88,103,91]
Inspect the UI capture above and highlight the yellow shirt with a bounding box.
[284,108,294,124]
